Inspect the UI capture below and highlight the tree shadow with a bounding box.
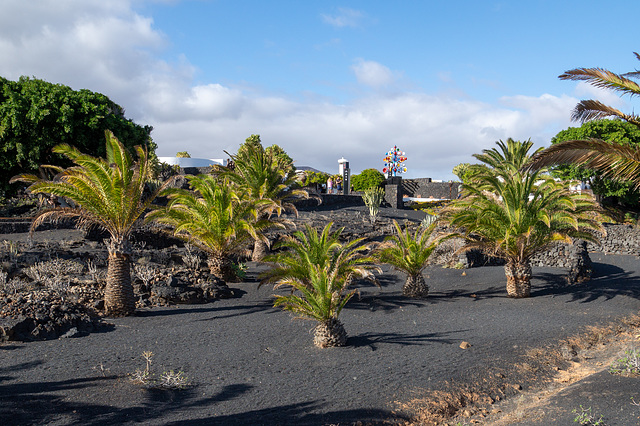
[346,292,429,312]
[195,301,280,321]
[0,344,22,351]
[0,357,255,426]
[532,261,640,302]
[349,330,465,350]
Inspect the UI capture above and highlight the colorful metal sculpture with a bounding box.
[382,145,407,177]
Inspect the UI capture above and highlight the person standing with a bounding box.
[327,177,333,194]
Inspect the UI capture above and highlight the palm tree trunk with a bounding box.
[207,252,234,282]
[104,238,136,316]
[504,259,532,298]
[252,238,269,262]
[313,318,347,348]
[402,274,429,298]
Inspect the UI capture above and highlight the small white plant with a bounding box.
[134,264,156,287]
[609,348,640,375]
[182,244,201,272]
[85,259,104,281]
[129,351,191,390]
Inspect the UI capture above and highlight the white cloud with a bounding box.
[0,1,578,182]
[351,59,397,88]
[321,8,364,28]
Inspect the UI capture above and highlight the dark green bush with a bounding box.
[351,168,385,191]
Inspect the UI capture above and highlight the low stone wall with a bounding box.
[586,223,640,255]
[294,194,364,210]
[403,178,461,199]
[427,231,593,283]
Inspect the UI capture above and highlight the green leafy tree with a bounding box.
[215,135,308,261]
[11,131,165,316]
[548,120,640,205]
[529,52,640,199]
[265,144,295,177]
[262,223,379,347]
[0,76,155,196]
[301,171,330,188]
[351,168,386,191]
[146,174,270,281]
[441,139,604,298]
[377,220,445,298]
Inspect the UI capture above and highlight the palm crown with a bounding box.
[378,220,441,278]
[260,222,379,288]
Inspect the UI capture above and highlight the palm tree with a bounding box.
[273,262,354,348]
[440,139,604,298]
[214,138,308,261]
[377,220,444,298]
[262,223,379,347]
[145,174,270,281]
[527,52,640,185]
[11,131,165,316]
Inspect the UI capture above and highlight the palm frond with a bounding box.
[570,100,640,125]
[559,68,640,98]
[526,138,640,189]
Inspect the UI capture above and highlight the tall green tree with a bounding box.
[0,76,156,196]
[528,52,640,194]
[215,135,308,261]
[11,131,165,316]
[548,120,640,205]
[441,139,604,298]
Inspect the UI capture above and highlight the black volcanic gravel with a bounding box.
[1,211,640,425]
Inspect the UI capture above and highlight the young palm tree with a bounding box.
[527,52,640,184]
[440,139,604,298]
[145,174,270,281]
[377,220,444,298]
[11,131,164,316]
[214,138,308,261]
[260,222,379,289]
[273,262,354,348]
[263,223,379,348]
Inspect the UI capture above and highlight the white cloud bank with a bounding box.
[0,0,579,180]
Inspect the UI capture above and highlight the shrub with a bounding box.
[351,168,385,191]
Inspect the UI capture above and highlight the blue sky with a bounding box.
[1,0,639,179]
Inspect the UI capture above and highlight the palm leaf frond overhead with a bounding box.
[526,138,640,189]
[559,68,640,97]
